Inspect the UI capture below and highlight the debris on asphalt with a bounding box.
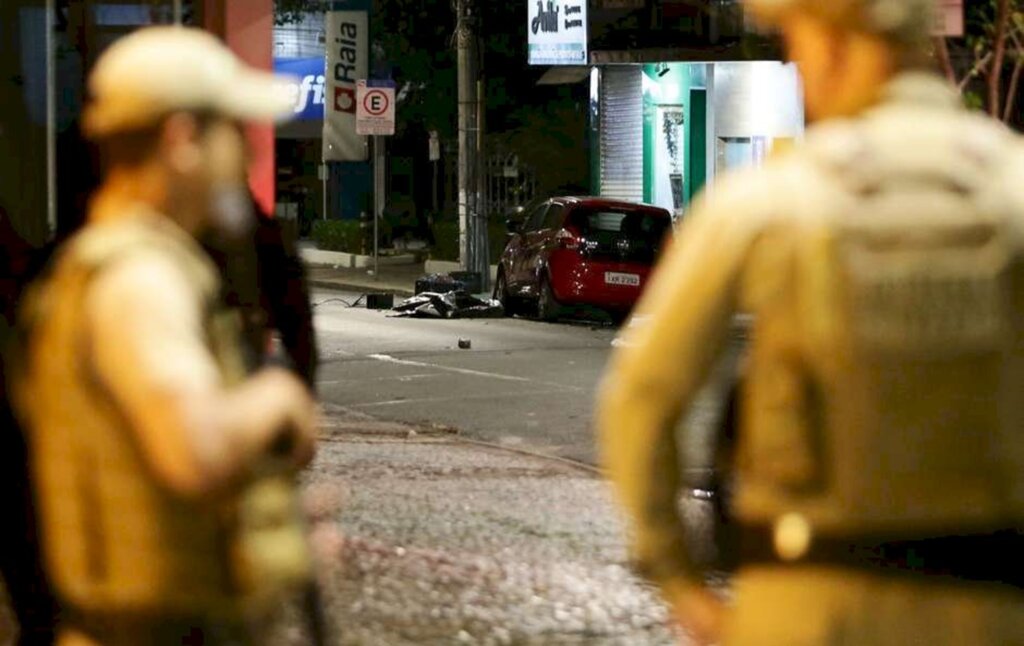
[392,291,503,320]
[458,338,472,350]
[447,271,483,295]
[365,293,395,310]
[415,273,463,295]
[313,295,366,309]
[415,272,484,296]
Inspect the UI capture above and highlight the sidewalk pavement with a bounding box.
[273,404,692,646]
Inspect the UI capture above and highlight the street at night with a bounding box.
[287,288,735,645]
[313,289,617,464]
[4,0,1015,644]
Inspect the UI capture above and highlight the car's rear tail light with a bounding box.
[555,228,581,250]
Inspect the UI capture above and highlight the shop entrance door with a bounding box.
[653,105,685,222]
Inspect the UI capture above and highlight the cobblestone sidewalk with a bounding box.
[292,405,679,646]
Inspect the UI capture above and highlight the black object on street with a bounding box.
[365,293,395,310]
[415,273,463,295]
[393,291,503,319]
[448,271,483,295]
[414,271,483,296]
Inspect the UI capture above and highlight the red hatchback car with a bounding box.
[494,197,673,322]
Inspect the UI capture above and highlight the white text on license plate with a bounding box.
[605,272,640,287]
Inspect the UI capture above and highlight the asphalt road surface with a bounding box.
[312,289,619,465]
[312,288,738,471]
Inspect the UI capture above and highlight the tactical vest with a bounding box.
[734,106,1024,539]
[13,212,306,617]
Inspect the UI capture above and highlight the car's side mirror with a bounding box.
[505,219,522,235]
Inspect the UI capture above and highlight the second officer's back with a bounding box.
[598,0,1024,643]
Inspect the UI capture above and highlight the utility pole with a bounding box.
[45,0,56,238]
[456,0,488,291]
[429,130,440,214]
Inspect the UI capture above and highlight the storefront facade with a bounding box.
[526,0,807,219]
[591,59,804,220]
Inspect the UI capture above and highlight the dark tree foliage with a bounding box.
[374,0,460,138]
[936,0,1024,126]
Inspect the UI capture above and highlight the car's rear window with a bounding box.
[586,212,627,232]
[570,207,671,263]
[577,210,670,239]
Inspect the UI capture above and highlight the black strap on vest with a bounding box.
[740,526,1024,590]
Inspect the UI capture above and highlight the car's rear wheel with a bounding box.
[494,271,519,316]
[608,309,631,327]
[537,275,561,322]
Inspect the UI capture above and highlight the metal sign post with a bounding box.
[356,79,396,281]
[320,163,328,221]
[373,135,385,279]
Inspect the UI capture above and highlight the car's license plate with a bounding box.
[605,272,640,287]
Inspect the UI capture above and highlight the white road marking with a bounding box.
[318,373,439,386]
[366,353,584,392]
[351,389,565,408]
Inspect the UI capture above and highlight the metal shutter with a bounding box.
[599,67,643,203]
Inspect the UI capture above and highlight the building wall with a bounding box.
[712,61,803,140]
[0,1,276,243]
[710,61,803,179]
[274,12,325,59]
[205,0,276,216]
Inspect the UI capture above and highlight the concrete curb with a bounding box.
[309,279,416,297]
[301,247,419,269]
[450,437,602,476]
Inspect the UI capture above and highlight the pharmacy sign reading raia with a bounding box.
[324,0,370,161]
[356,79,396,136]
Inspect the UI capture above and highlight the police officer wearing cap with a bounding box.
[598,0,1024,644]
[10,27,318,646]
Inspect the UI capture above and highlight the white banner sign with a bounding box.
[323,3,369,161]
[528,0,588,66]
[356,80,396,136]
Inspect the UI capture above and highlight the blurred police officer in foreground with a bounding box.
[598,0,1024,644]
[10,27,318,646]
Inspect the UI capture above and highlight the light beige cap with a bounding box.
[745,0,934,45]
[83,26,296,138]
